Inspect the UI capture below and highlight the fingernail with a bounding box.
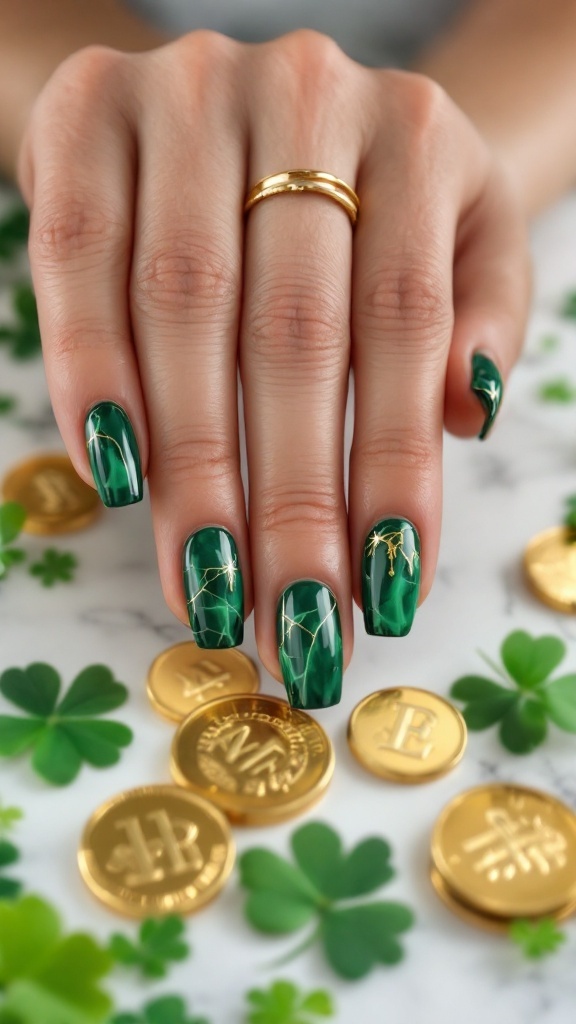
[183,526,244,648]
[85,401,143,507]
[471,352,503,440]
[361,517,420,637]
[276,579,342,710]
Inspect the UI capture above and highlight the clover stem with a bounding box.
[476,649,512,685]
[266,924,322,969]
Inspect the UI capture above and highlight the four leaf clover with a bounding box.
[245,980,334,1024]
[29,548,78,587]
[0,284,42,360]
[239,821,414,980]
[0,663,133,785]
[0,502,26,578]
[109,996,210,1024]
[450,630,576,754]
[509,918,567,960]
[108,918,189,980]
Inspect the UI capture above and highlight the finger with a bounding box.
[349,77,488,635]
[26,48,148,507]
[129,39,252,646]
[445,167,533,439]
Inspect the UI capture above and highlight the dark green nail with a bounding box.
[362,517,420,637]
[276,579,342,710]
[471,352,503,440]
[85,401,143,507]
[183,526,244,648]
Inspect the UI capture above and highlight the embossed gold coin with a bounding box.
[347,687,467,783]
[147,641,260,722]
[78,784,235,917]
[524,526,576,613]
[431,783,576,919]
[2,452,100,534]
[170,694,334,825]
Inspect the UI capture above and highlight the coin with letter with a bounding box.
[2,452,100,534]
[431,783,576,919]
[171,694,334,825]
[147,641,260,722]
[524,526,576,613]
[78,784,235,917]
[347,687,467,783]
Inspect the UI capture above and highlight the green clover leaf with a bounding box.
[509,918,567,959]
[0,839,22,900]
[0,503,26,580]
[239,821,414,980]
[108,917,190,980]
[29,549,78,587]
[0,663,133,785]
[538,378,576,403]
[109,995,210,1024]
[0,207,29,262]
[0,395,17,416]
[0,895,113,1023]
[0,284,41,360]
[450,630,576,754]
[0,801,23,835]
[245,980,334,1024]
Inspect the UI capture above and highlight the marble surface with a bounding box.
[0,181,575,1024]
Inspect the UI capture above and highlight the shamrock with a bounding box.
[565,494,576,533]
[0,839,21,900]
[509,918,567,960]
[109,996,210,1024]
[0,503,26,579]
[0,802,23,835]
[0,284,42,360]
[538,377,576,403]
[0,663,133,785]
[239,821,414,980]
[0,395,17,416]
[29,549,78,587]
[0,894,113,1023]
[450,630,576,754]
[245,980,334,1024]
[108,917,189,980]
[0,206,29,262]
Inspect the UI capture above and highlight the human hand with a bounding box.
[16,29,531,708]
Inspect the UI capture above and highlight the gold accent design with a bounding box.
[347,688,467,783]
[146,641,259,723]
[244,169,359,226]
[524,526,576,613]
[86,430,126,461]
[186,558,239,609]
[366,527,418,578]
[170,694,334,825]
[1,453,100,535]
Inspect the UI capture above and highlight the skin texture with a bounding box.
[0,0,573,687]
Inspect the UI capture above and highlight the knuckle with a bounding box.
[249,283,347,368]
[133,235,237,319]
[48,320,127,363]
[30,195,125,264]
[257,481,341,535]
[391,70,450,138]
[49,44,127,112]
[159,433,237,484]
[353,428,435,475]
[359,255,452,342]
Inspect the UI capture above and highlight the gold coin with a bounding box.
[78,784,235,918]
[524,526,576,613]
[170,694,334,825]
[147,641,260,722]
[2,452,100,534]
[347,687,467,783]
[431,783,576,918]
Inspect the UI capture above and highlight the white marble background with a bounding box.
[0,182,575,1024]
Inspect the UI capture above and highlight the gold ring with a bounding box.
[244,169,360,226]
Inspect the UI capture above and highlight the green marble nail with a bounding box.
[85,401,143,507]
[277,579,342,710]
[362,517,420,637]
[183,526,244,648]
[471,352,503,440]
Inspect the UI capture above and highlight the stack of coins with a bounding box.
[347,687,467,784]
[430,783,576,930]
[2,452,100,534]
[524,526,576,614]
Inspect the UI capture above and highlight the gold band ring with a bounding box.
[244,169,360,226]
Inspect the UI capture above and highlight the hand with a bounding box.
[16,29,531,708]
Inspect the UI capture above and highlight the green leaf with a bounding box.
[0,839,21,902]
[29,549,77,587]
[57,666,128,717]
[0,876,22,900]
[31,726,82,785]
[499,700,548,754]
[0,206,29,261]
[0,664,61,716]
[60,721,133,767]
[509,918,566,959]
[0,503,26,546]
[108,917,189,980]
[300,991,333,1016]
[246,981,334,1024]
[450,676,513,701]
[322,903,414,980]
[0,839,19,868]
[538,378,576,403]
[291,823,393,900]
[561,288,576,319]
[239,849,319,934]
[1,549,26,568]
[109,996,211,1024]
[0,718,46,755]
[501,631,566,688]
[0,285,41,361]
[0,394,17,415]
[462,695,519,730]
[543,675,576,732]
[0,803,23,834]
